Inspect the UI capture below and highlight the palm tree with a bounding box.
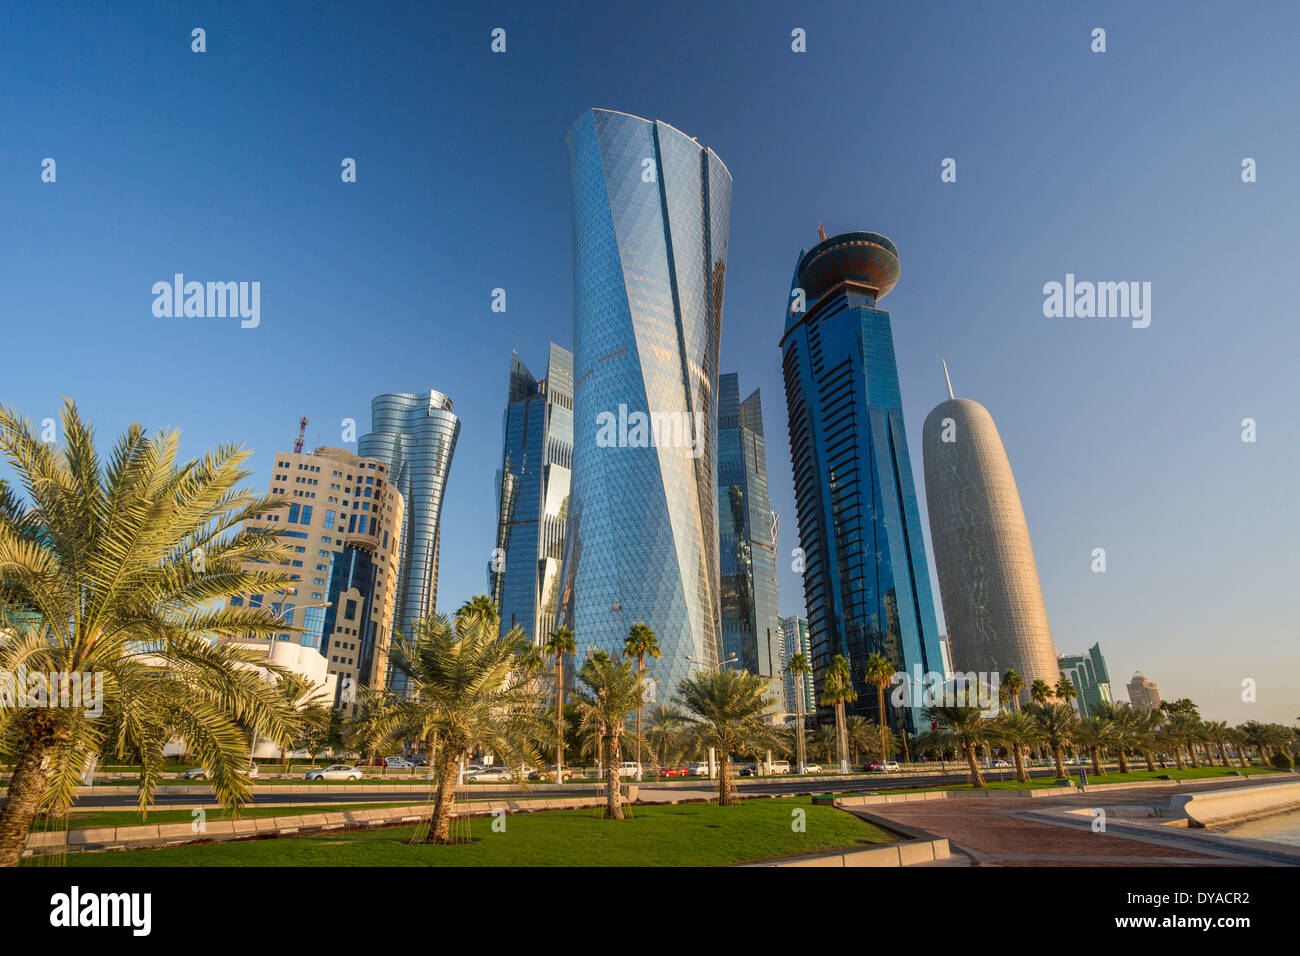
[845,715,871,764]
[343,687,402,767]
[1055,677,1078,708]
[993,711,1040,783]
[455,594,498,627]
[388,612,542,843]
[1030,678,1053,705]
[1029,702,1078,778]
[575,654,646,819]
[783,652,811,771]
[1225,725,1251,768]
[675,668,779,805]
[927,703,989,788]
[1074,717,1115,776]
[1107,703,1145,773]
[622,622,660,778]
[821,654,857,774]
[863,652,894,764]
[645,704,688,767]
[810,724,839,764]
[542,626,576,780]
[1203,720,1232,767]
[0,401,308,867]
[1002,669,1025,712]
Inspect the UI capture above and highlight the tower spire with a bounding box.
[941,358,954,400]
[817,222,827,241]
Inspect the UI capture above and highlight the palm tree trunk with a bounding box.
[604,734,623,820]
[718,750,735,806]
[835,701,847,773]
[0,735,54,867]
[965,741,986,788]
[554,659,565,779]
[1174,746,1185,770]
[1013,742,1028,783]
[1090,746,1102,777]
[1053,746,1066,779]
[424,752,461,844]
[1142,749,1156,772]
[876,686,888,765]
[1117,747,1130,774]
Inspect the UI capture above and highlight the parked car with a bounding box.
[866,759,900,772]
[383,756,414,769]
[617,762,641,778]
[803,764,823,773]
[305,764,363,781]
[687,762,710,777]
[991,759,1011,768]
[467,766,512,782]
[659,767,689,778]
[183,765,259,780]
[770,760,791,775]
[738,766,758,777]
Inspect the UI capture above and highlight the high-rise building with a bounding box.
[781,616,815,721]
[558,109,731,692]
[921,373,1059,706]
[358,391,460,692]
[1058,643,1113,717]
[224,445,403,713]
[490,345,574,643]
[717,373,783,702]
[779,227,944,734]
[1127,672,1162,710]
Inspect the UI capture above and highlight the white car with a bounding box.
[687,762,710,777]
[305,764,363,781]
[383,756,414,769]
[770,760,791,775]
[882,761,901,772]
[183,765,259,780]
[991,759,1011,768]
[617,762,642,778]
[467,767,512,782]
[803,764,823,773]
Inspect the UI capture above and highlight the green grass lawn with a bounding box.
[58,797,895,867]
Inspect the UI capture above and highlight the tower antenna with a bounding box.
[941,358,955,400]
[294,416,308,454]
[817,222,827,241]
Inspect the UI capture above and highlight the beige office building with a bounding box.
[225,445,403,715]
[1127,672,1162,710]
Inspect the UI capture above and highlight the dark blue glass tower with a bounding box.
[779,229,943,734]
[717,373,783,693]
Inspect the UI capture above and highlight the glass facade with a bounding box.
[1058,643,1113,718]
[717,372,783,698]
[490,344,574,643]
[780,615,815,718]
[558,108,731,695]
[780,230,944,734]
[358,390,460,693]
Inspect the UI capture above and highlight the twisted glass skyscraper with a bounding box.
[780,229,944,734]
[358,390,460,692]
[559,108,731,693]
[490,345,574,643]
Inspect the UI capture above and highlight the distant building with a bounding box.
[490,345,574,643]
[359,391,460,693]
[717,373,783,702]
[781,616,815,721]
[1058,643,1113,717]
[1127,672,1162,710]
[224,445,403,714]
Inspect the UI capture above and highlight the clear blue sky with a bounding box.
[2,1,1296,723]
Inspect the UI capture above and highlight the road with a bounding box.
[69,765,1082,809]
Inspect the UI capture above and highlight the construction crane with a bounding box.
[294,416,308,454]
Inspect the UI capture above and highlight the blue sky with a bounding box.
[2,1,1296,723]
